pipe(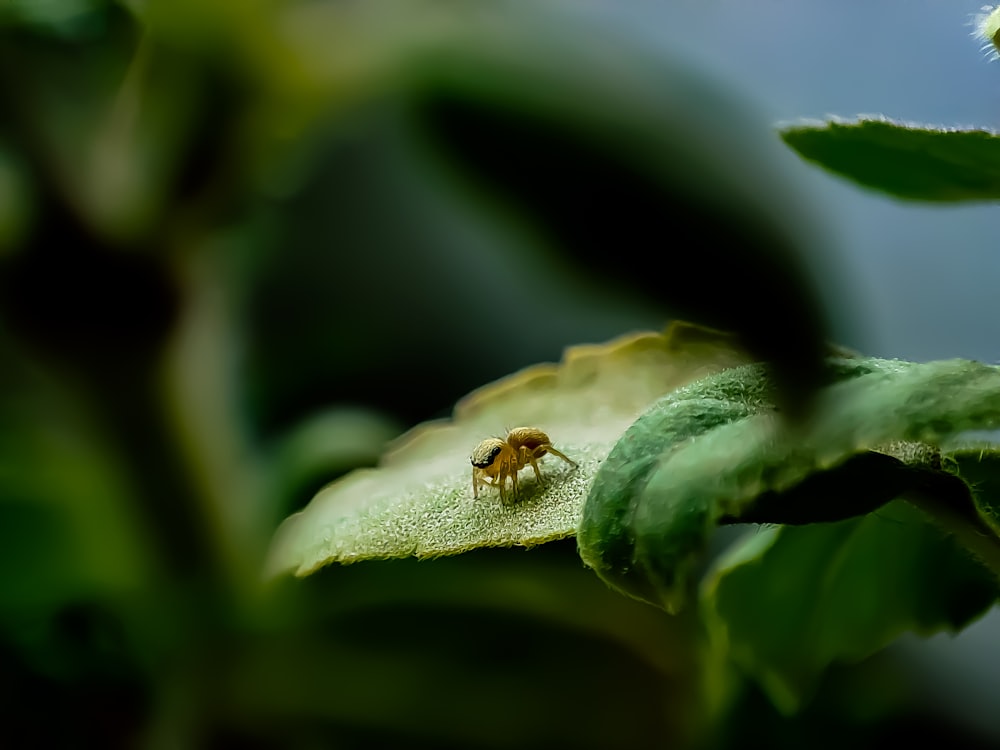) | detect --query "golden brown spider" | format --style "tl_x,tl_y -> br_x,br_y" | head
470,426 -> 577,502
